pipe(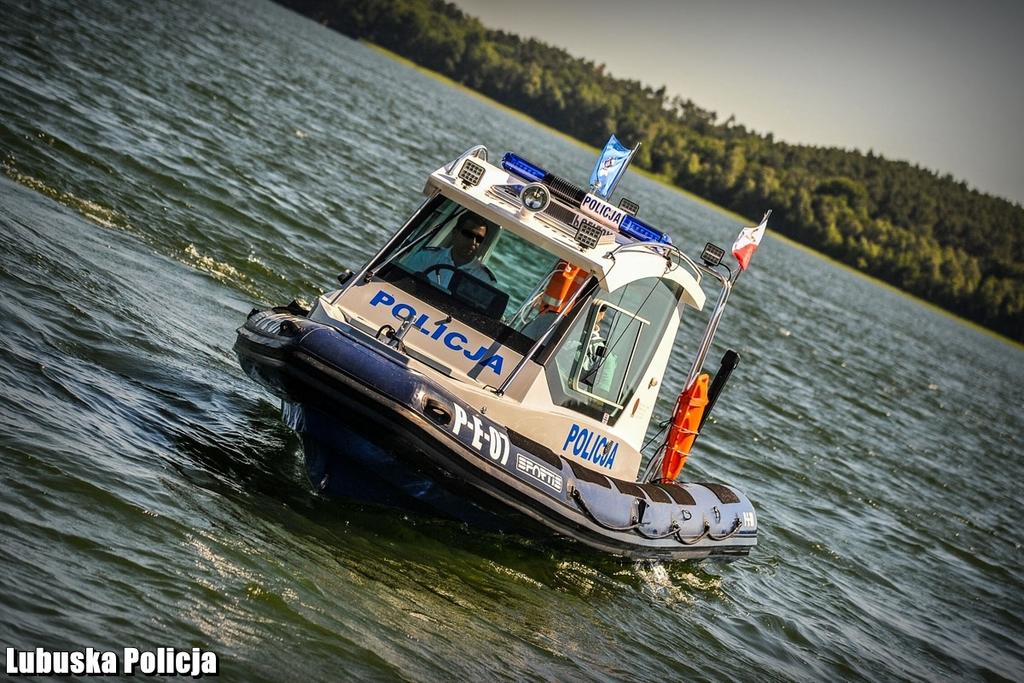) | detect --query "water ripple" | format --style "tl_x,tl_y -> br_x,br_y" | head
1,0 -> 1022,680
